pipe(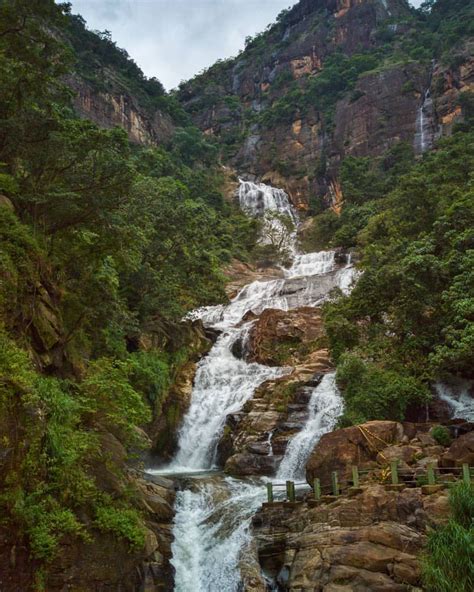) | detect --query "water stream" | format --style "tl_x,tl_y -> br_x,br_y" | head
414,65 -> 438,155
434,380 -> 474,422
276,373 -> 343,481
148,181 -> 356,591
